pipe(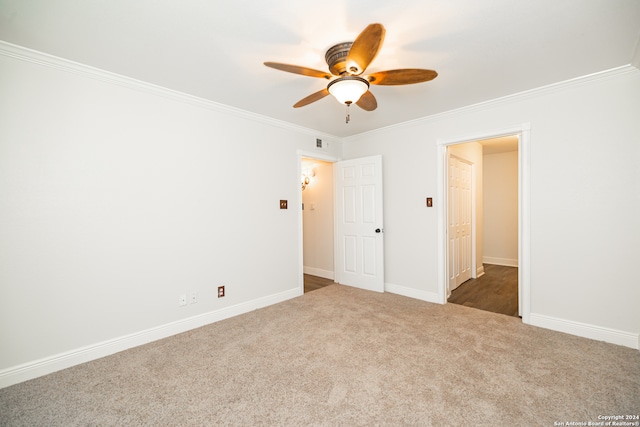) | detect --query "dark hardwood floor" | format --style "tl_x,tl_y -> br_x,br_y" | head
304,274 -> 334,293
448,264 -> 519,317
